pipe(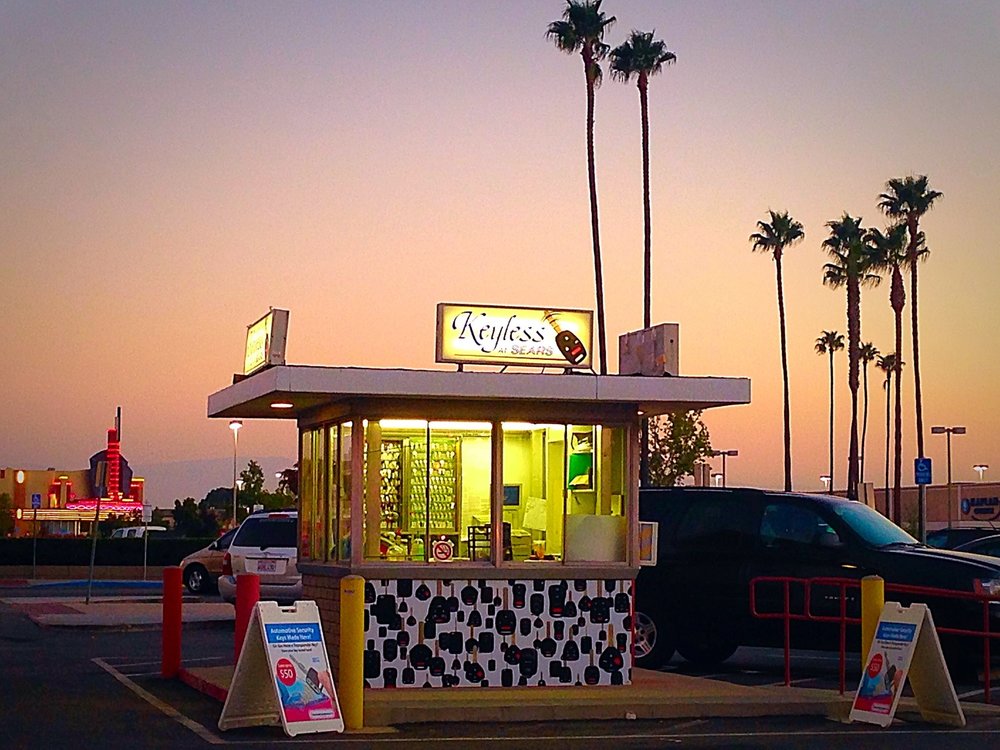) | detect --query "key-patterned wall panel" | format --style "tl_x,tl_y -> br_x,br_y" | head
363,578 -> 632,688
